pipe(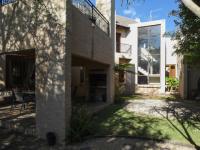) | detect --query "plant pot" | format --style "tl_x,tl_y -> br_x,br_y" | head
46,132 -> 56,146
